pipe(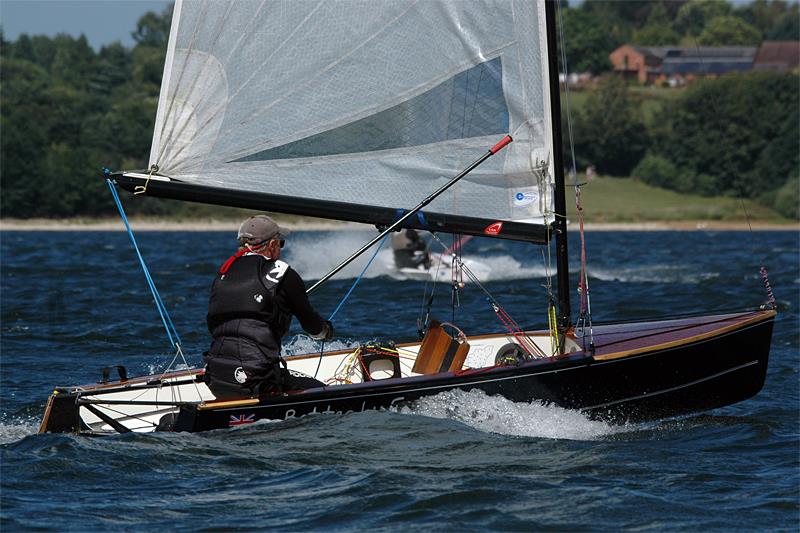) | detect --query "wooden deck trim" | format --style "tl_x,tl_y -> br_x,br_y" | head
197,398 -> 259,411
592,310 -> 776,361
37,393 -> 57,434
